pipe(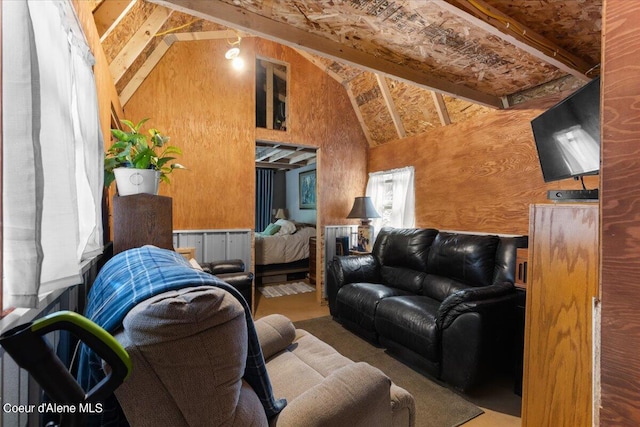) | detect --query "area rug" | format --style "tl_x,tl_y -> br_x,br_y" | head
293,316 -> 484,427
258,281 -> 315,298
